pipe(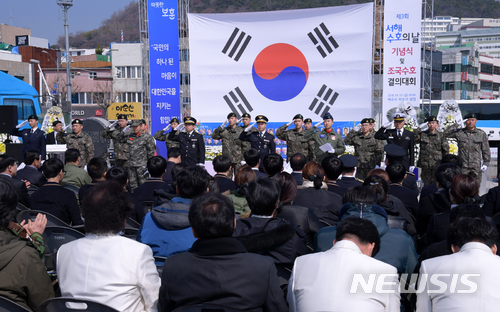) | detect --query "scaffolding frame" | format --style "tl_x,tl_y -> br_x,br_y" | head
421,0 -> 434,114
372,0 -> 383,125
